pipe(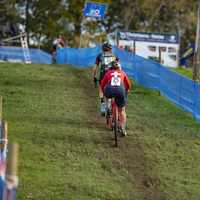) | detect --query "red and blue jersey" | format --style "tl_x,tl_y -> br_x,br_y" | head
101,69 -> 131,91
